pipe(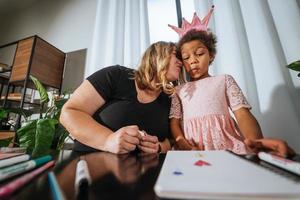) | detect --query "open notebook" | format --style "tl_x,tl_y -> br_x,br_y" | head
154,151 -> 300,200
